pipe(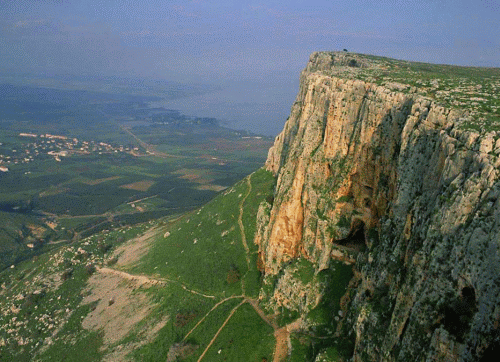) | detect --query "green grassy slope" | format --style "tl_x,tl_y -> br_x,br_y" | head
131,168 -> 277,360
0,165 -> 356,361
0,168 -> 277,361
323,51 -> 500,132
